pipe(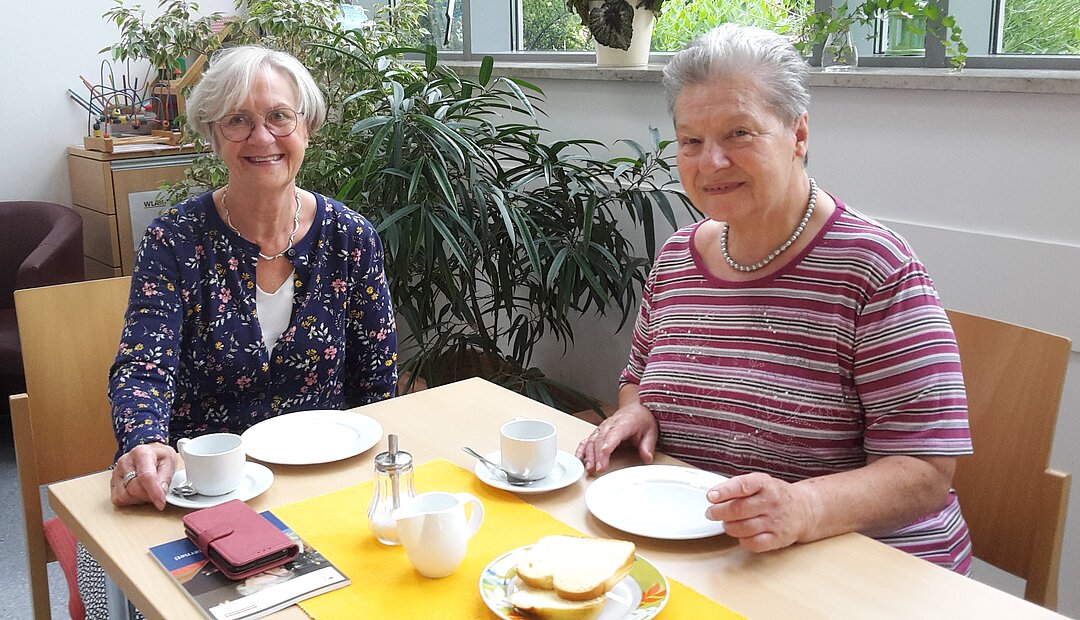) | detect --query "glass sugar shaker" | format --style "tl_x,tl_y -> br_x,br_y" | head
367,434 -> 415,545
